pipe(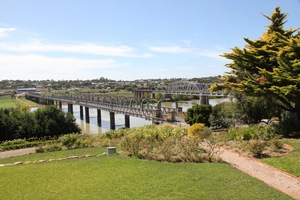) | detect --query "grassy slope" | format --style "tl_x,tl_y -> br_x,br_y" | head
17,96 -> 39,107
0,95 -> 39,108
0,148 -> 291,200
262,139 -> 300,177
0,96 -> 18,108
